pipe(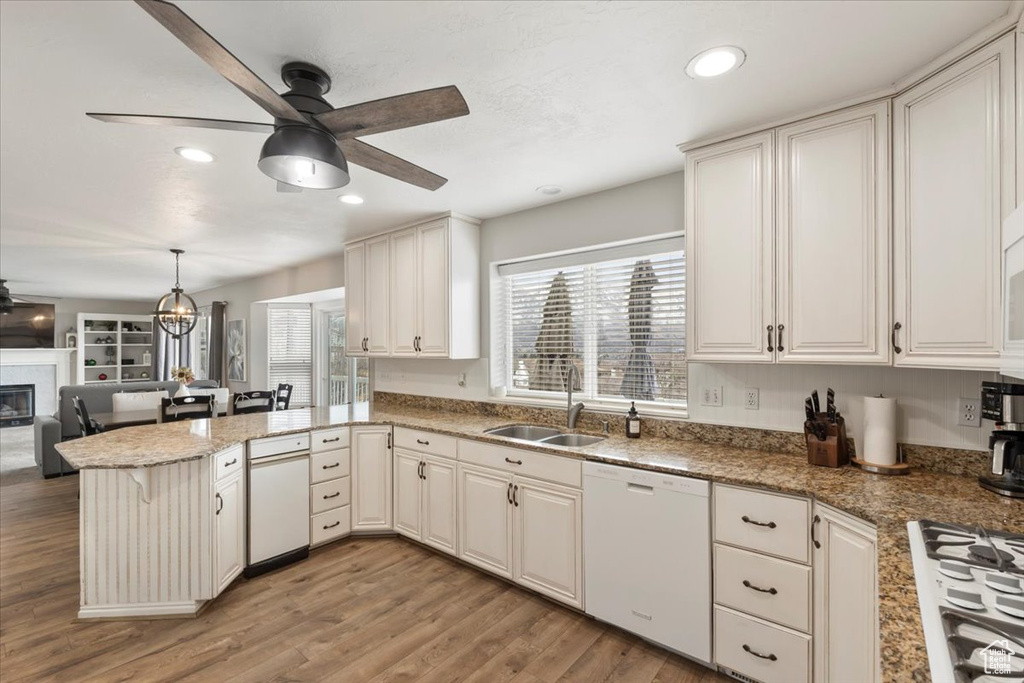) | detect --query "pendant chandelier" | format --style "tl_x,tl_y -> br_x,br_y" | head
153,249 -> 197,338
